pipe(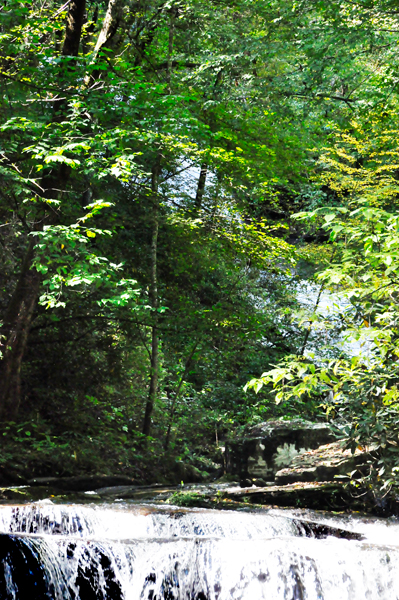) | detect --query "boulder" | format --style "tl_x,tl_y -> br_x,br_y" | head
226,420 -> 335,481
274,442 -> 371,485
